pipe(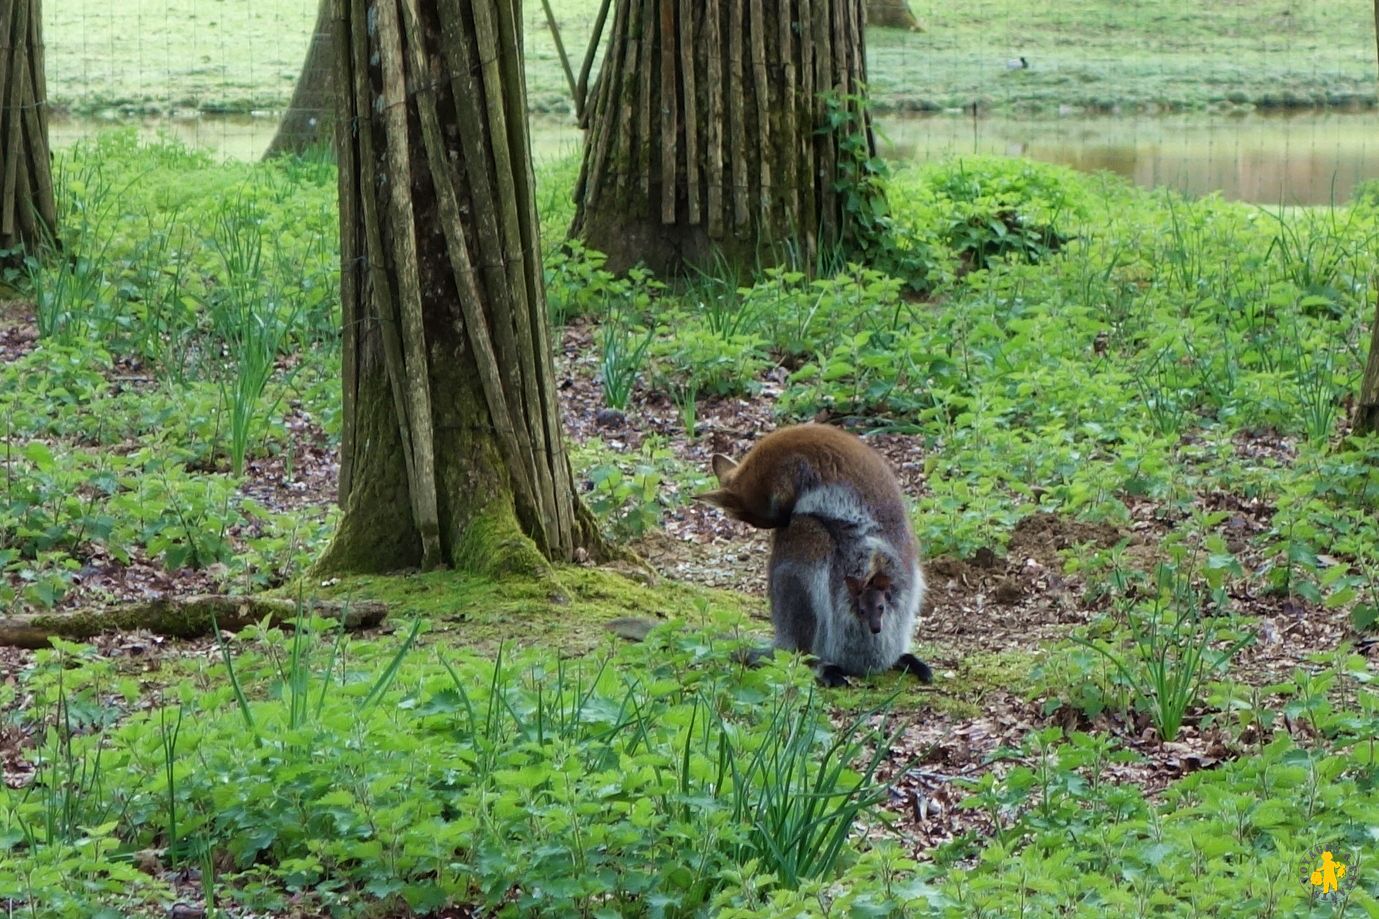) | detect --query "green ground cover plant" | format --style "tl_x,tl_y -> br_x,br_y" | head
1,618 -> 925,916
1,132 -> 338,609
4,612 -> 1378,915
5,128 -> 1379,914
7,137 -> 1379,654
